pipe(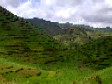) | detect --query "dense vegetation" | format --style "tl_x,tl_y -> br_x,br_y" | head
0,6 -> 112,84
75,36 -> 112,69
